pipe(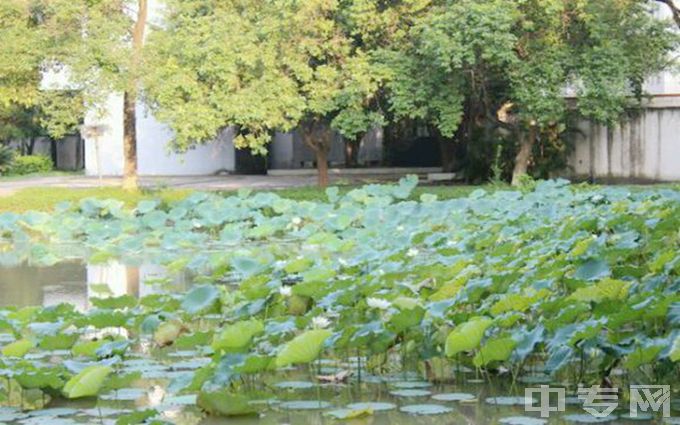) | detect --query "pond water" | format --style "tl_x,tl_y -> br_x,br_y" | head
0,261 -> 191,310
0,262 -> 668,425
1,182 -> 679,425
